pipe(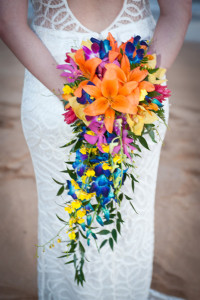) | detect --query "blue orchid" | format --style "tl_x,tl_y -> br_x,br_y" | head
77,81 -> 95,104
94,163 -> 111,178
90,174 -> 112,197
90,38 -> 111,59
67,180 -> 77,199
